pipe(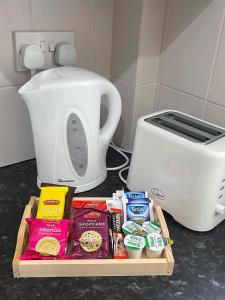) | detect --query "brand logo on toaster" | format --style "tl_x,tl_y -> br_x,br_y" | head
151,188 -> 165,200
128,206 -> 147,214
